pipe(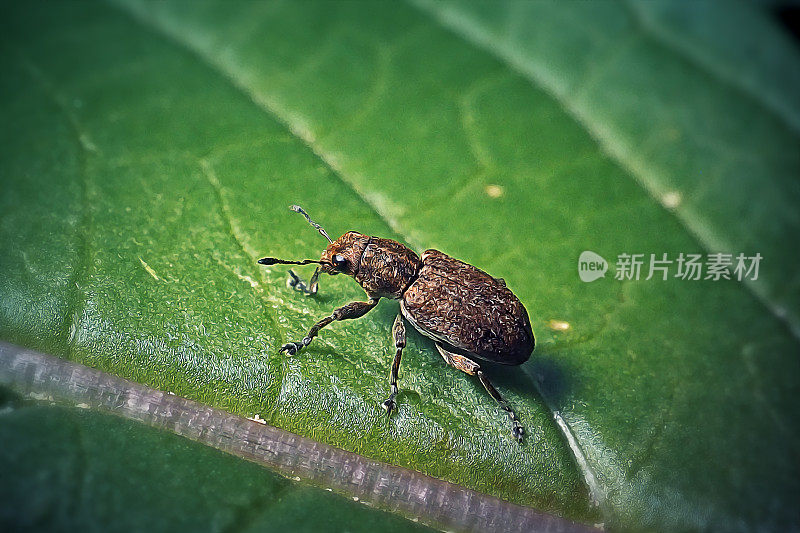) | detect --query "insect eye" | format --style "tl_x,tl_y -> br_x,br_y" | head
332,254 -> 349,270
